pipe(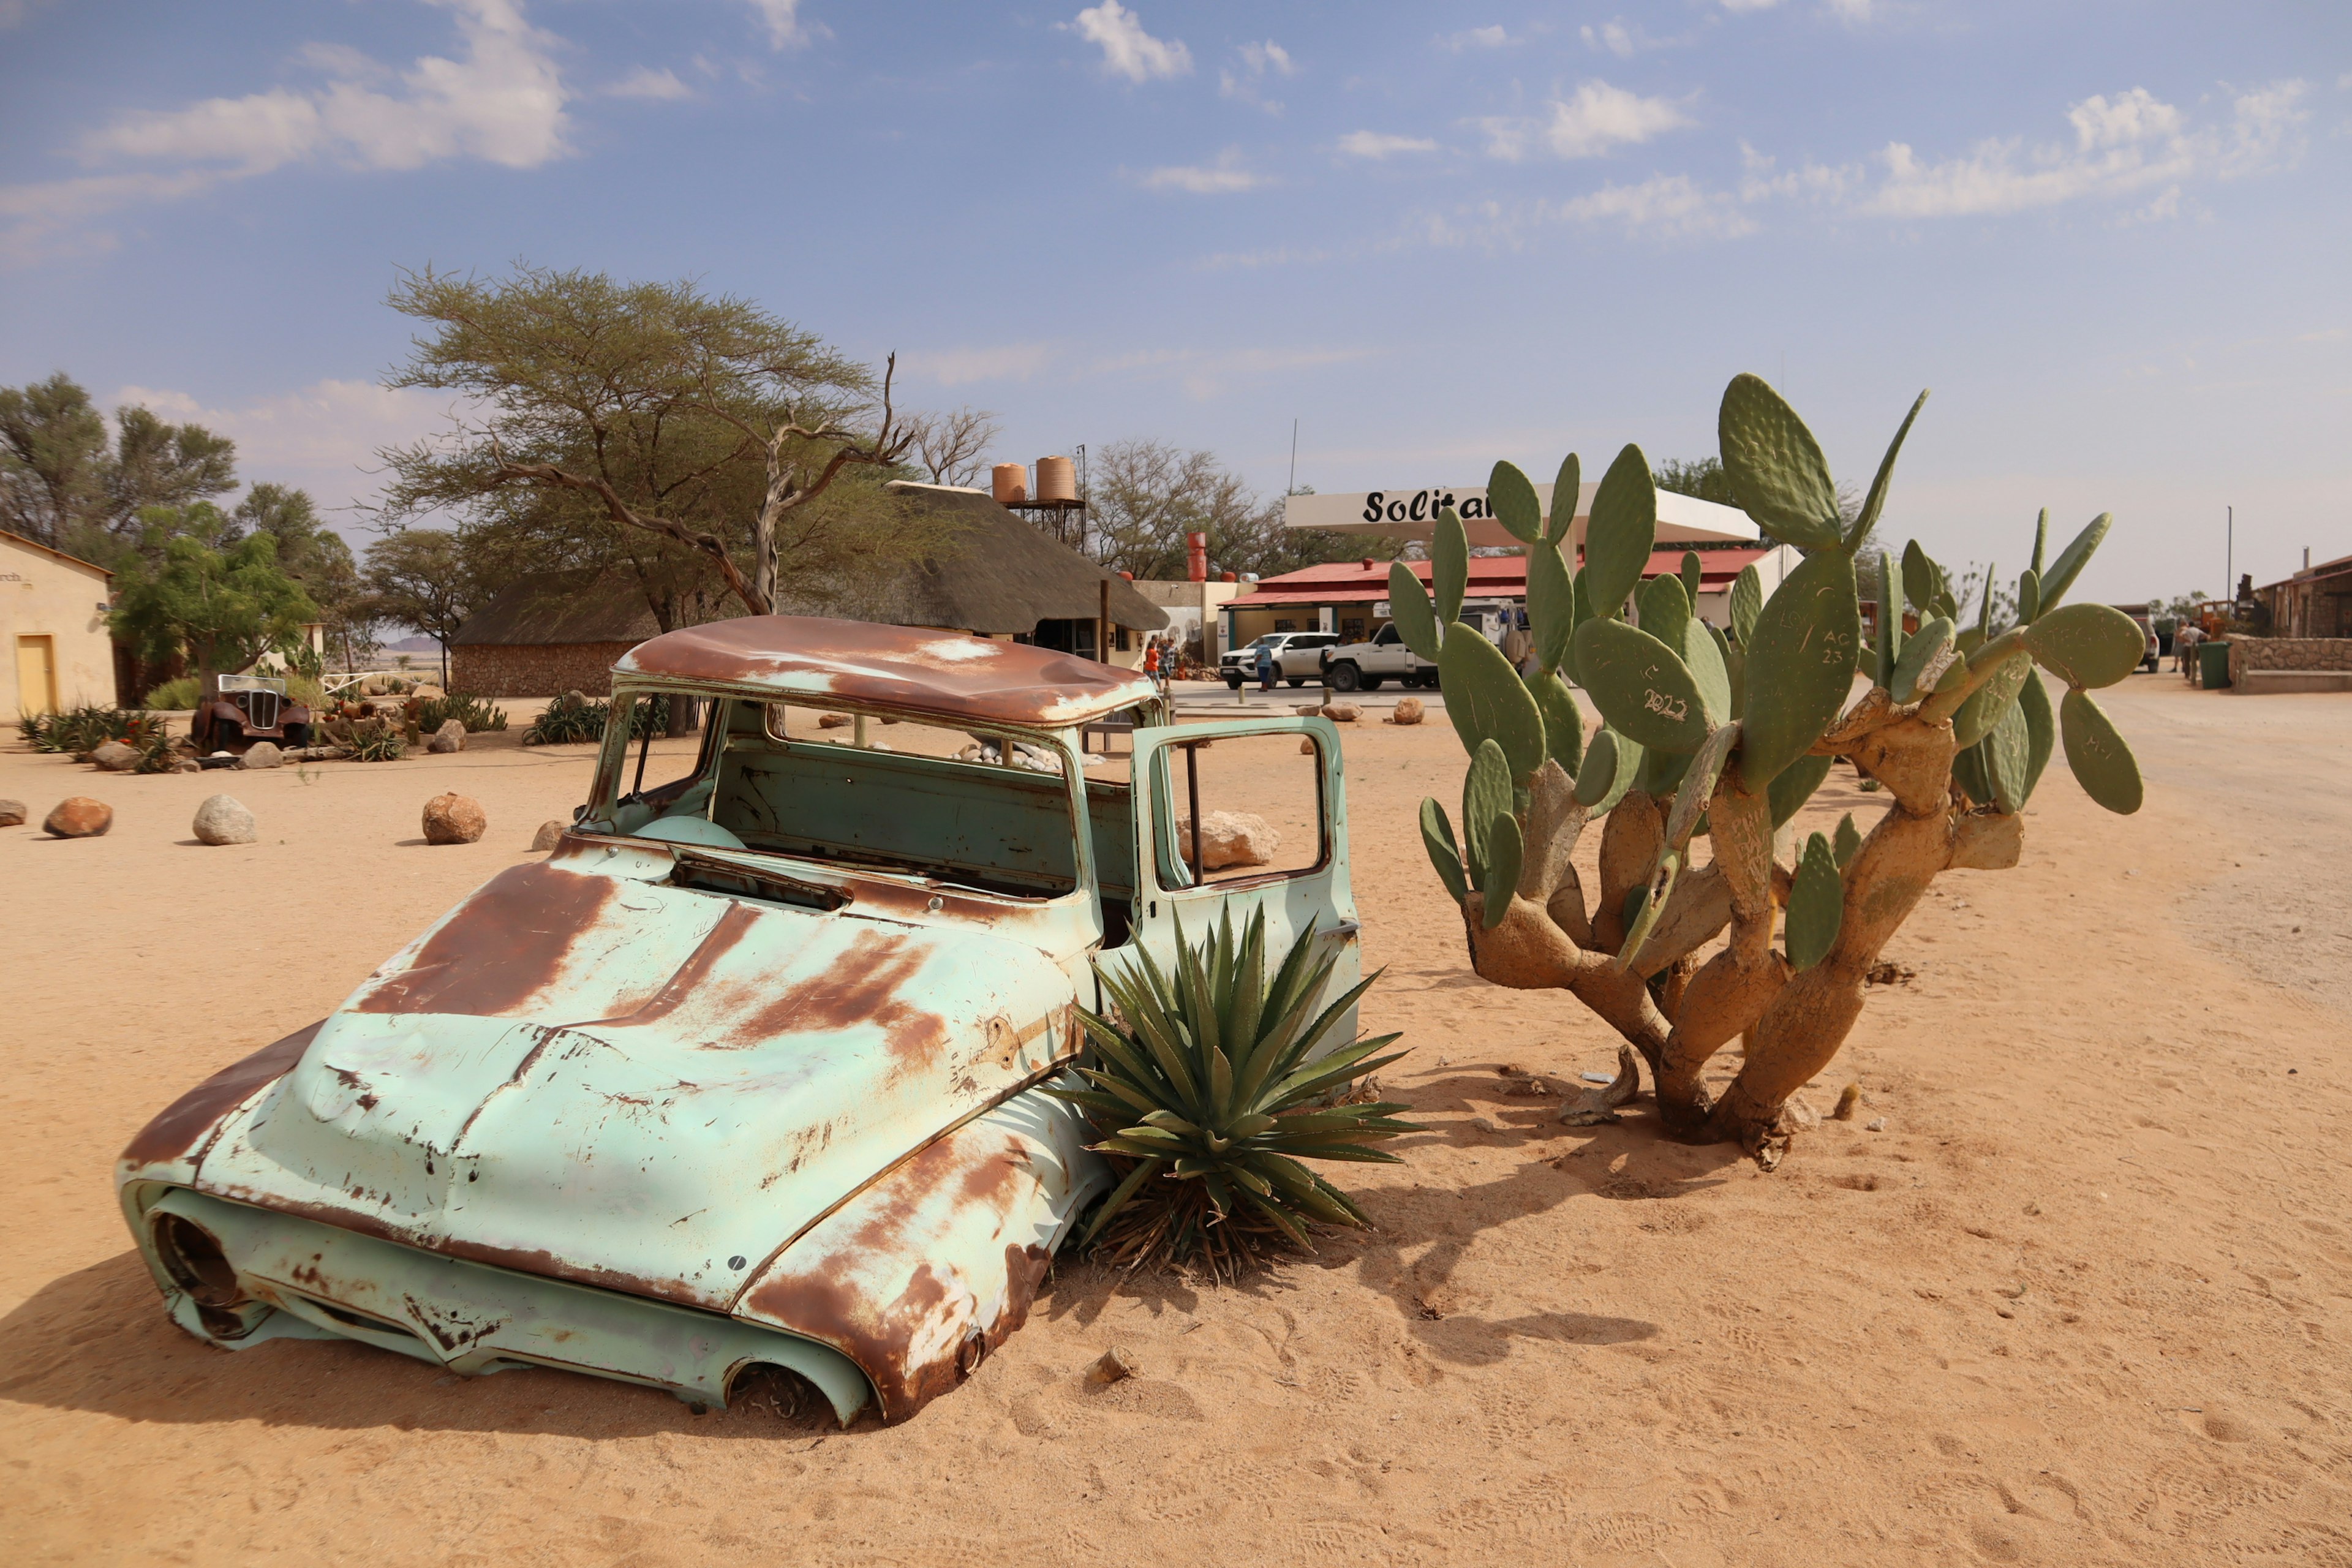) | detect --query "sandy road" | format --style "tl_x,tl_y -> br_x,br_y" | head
1,674 -> 2347,1567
